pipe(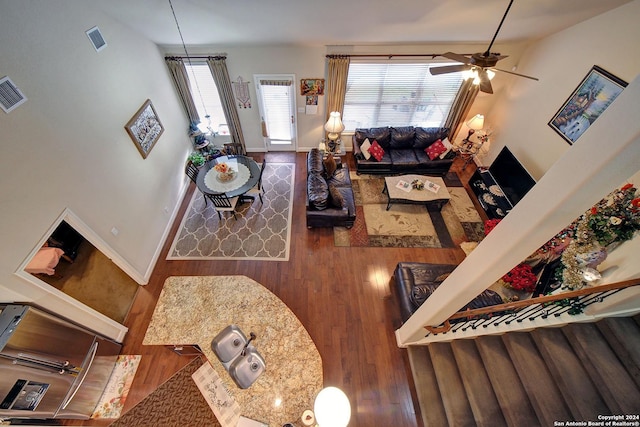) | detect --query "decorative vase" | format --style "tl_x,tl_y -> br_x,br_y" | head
217,170 -> 235,182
